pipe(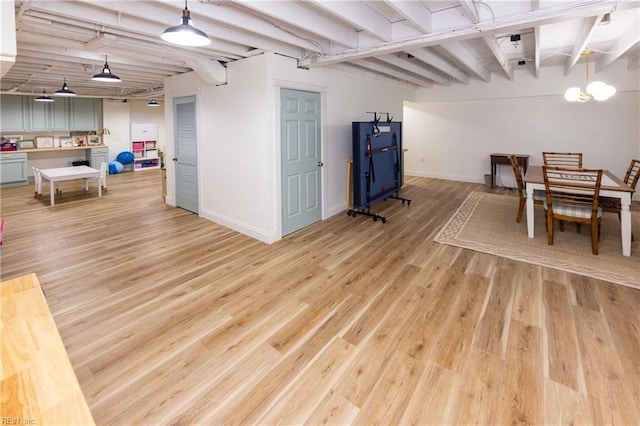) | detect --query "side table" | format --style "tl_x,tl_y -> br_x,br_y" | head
490,153 -> 529,188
